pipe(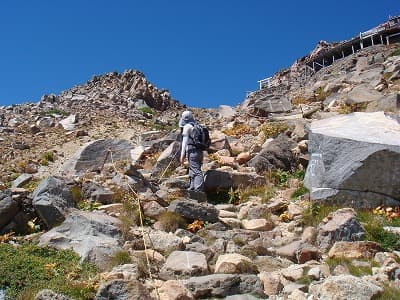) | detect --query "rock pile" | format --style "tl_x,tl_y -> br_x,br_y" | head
1,42 -> 400,299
